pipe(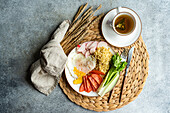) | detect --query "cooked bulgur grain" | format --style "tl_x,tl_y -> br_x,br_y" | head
94,47 -> 113,74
